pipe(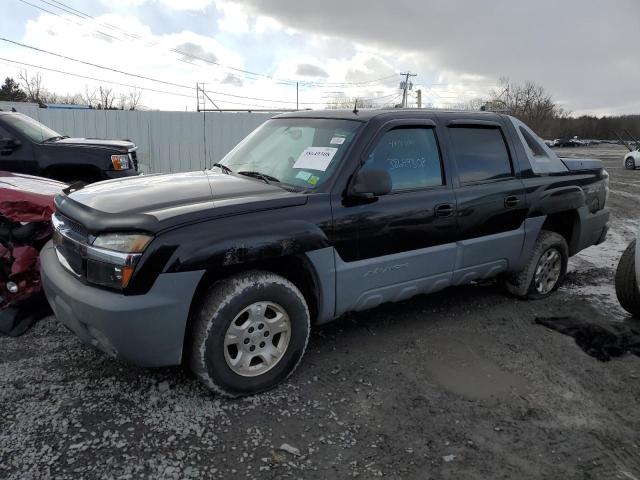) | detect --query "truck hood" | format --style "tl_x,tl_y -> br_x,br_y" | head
47,137 -> 135,152
56,170 -> 306,233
